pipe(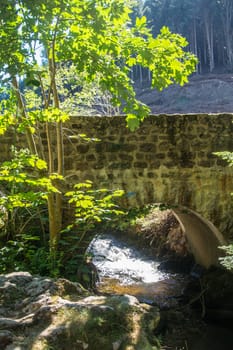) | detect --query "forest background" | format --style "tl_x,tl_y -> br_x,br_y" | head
134,0 -> 233,114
